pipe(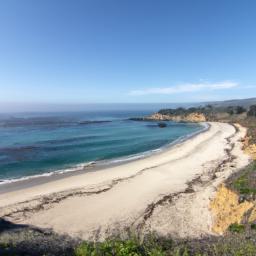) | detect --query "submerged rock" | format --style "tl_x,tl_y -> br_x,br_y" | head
78,120 -> 112,125
157,122 -> 167,128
